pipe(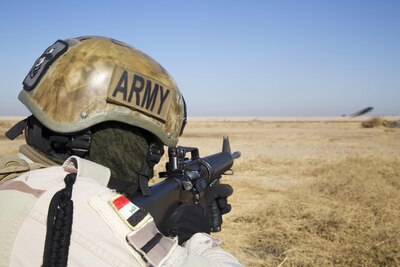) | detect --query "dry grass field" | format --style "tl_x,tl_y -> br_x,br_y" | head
1,116 -> 400,266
